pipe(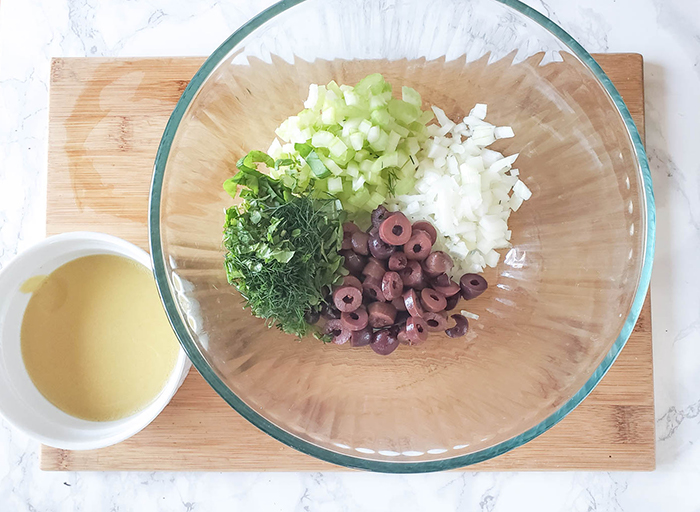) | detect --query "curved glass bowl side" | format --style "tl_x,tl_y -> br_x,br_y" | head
149,0 -> 655,472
